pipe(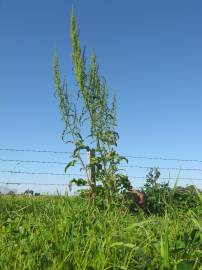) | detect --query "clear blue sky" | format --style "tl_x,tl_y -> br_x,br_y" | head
0,0 -> 202,193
